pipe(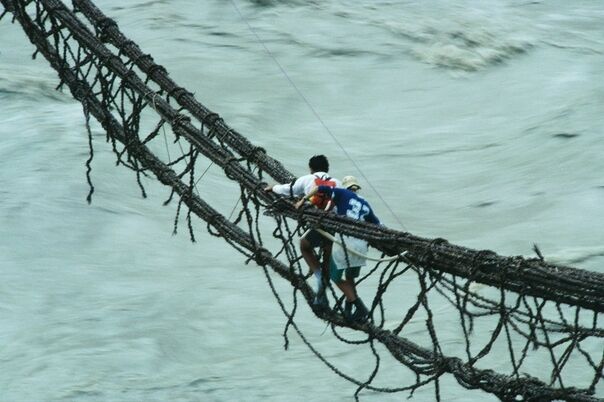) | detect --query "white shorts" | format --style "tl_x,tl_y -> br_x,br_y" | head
332,235 -> 368,269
